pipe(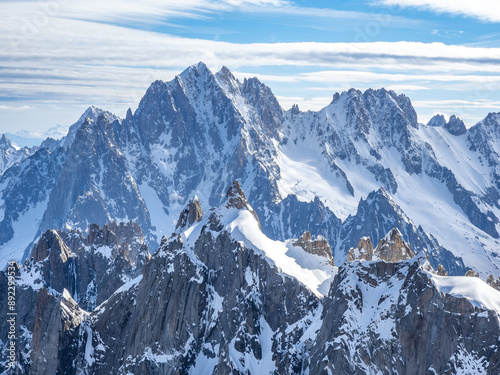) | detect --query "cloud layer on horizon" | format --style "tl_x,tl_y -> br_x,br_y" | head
0,0 -> 499,132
